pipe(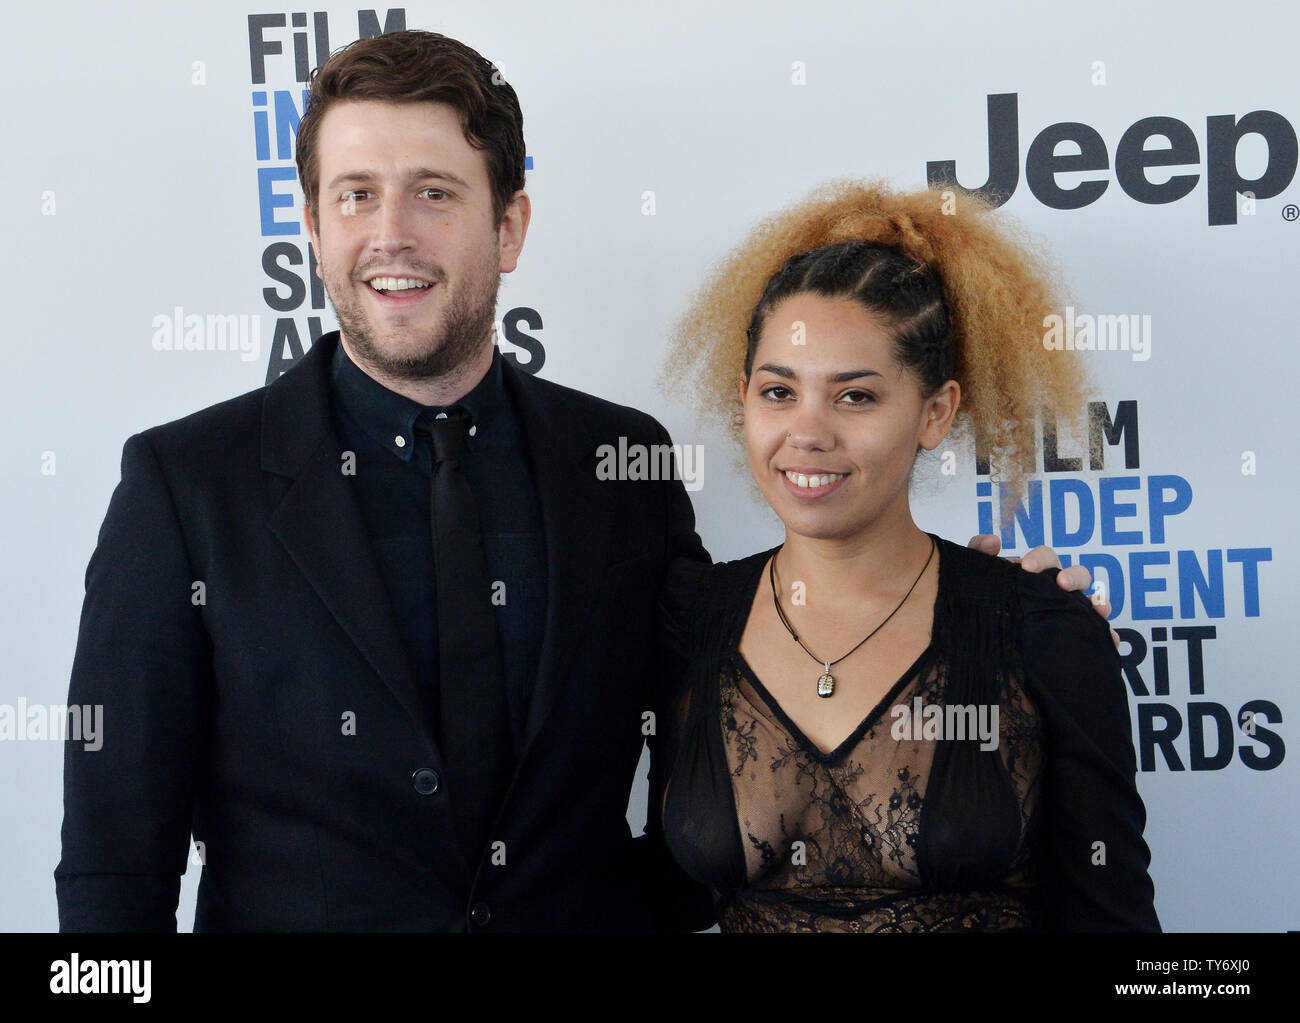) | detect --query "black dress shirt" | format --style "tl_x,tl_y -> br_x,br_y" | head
329,340 -> 547,754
